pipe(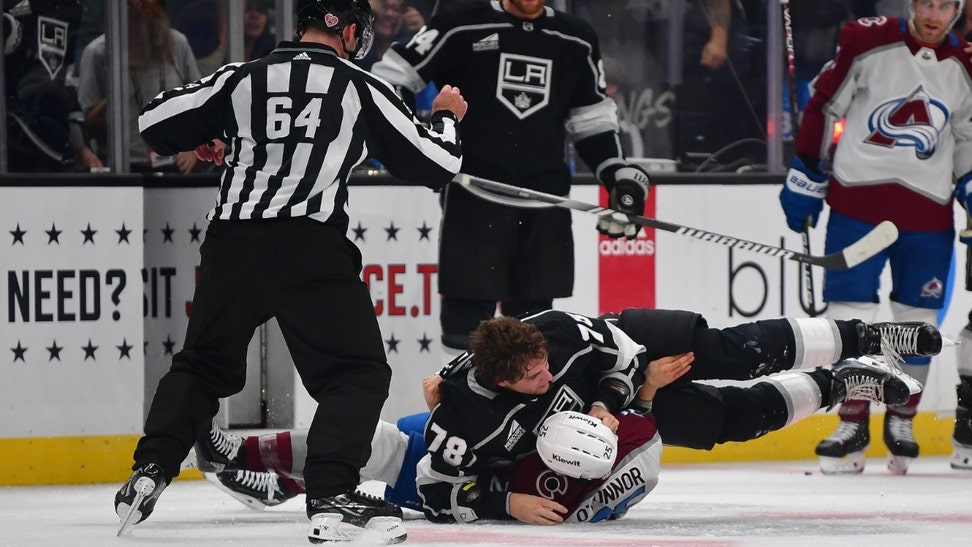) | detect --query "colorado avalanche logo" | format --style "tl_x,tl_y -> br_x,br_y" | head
864,85 -> 948,160
535,469 -> 569,500
920,277 -> 944,299
324,13 -> 339,28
